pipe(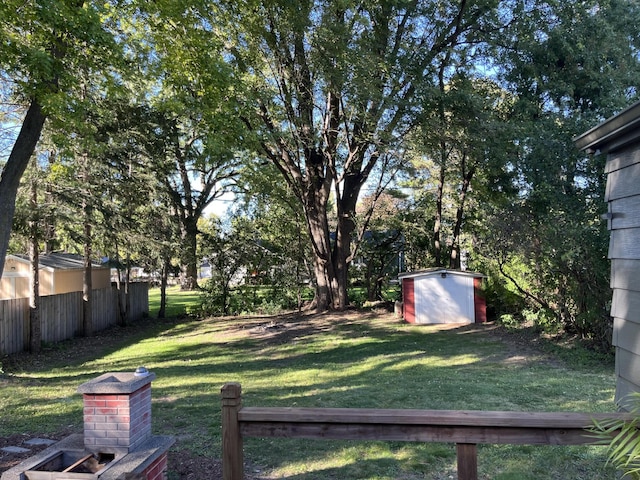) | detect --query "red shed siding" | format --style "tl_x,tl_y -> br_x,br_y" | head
403,278 -> 415,323
473,277 -> 487,323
